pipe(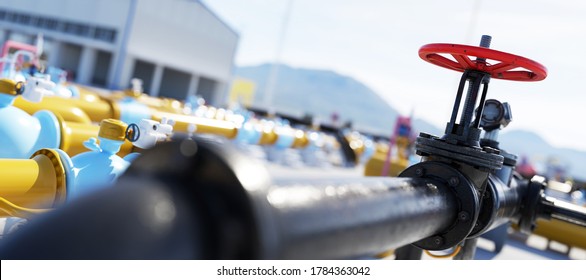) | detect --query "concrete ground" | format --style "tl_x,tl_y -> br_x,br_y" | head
473,233 -> 586,260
